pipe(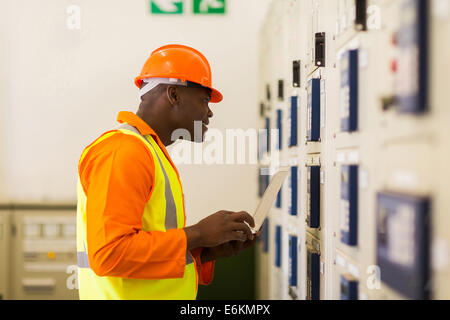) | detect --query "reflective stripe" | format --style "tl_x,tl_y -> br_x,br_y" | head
78,250 -> 192,270
77,251 -> 90,269
143,135 -> 178,230
117,123 -> 193,266
116,123 -> 178,229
